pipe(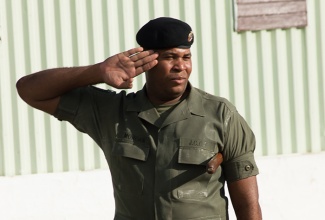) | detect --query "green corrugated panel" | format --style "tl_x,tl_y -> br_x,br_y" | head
0,0 -> 324,176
